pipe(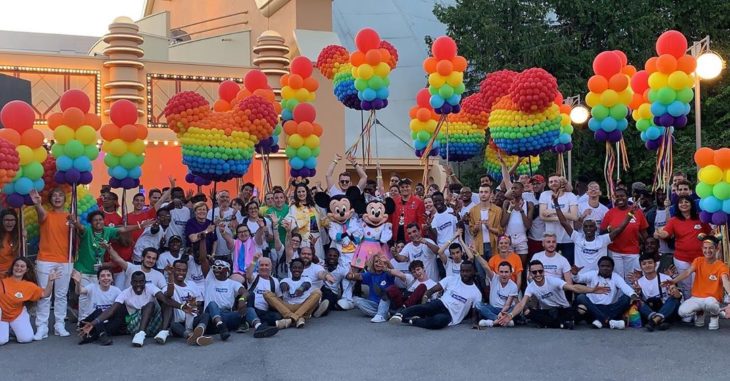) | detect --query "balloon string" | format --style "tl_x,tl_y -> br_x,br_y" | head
555,153 -> 565,178
67,185 -> 78,263
604,142 -> 616,199
653,128 -> 674,192
421,114 -> 448,185
345,110 -> 376,159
